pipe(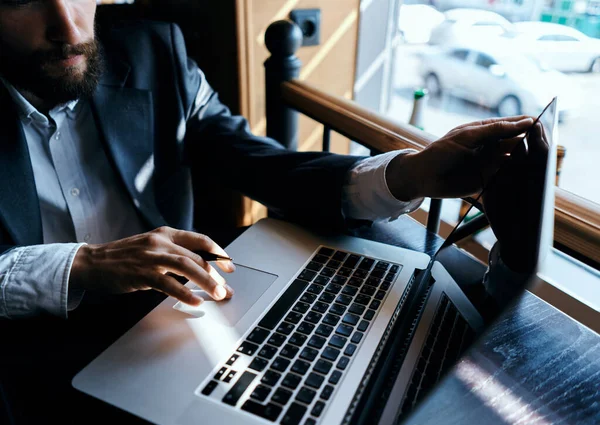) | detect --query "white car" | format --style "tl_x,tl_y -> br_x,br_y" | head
503,22 -> 600,73
428,8 -> 512,46
419,44 -> 579,119
398,4 -> 445,44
